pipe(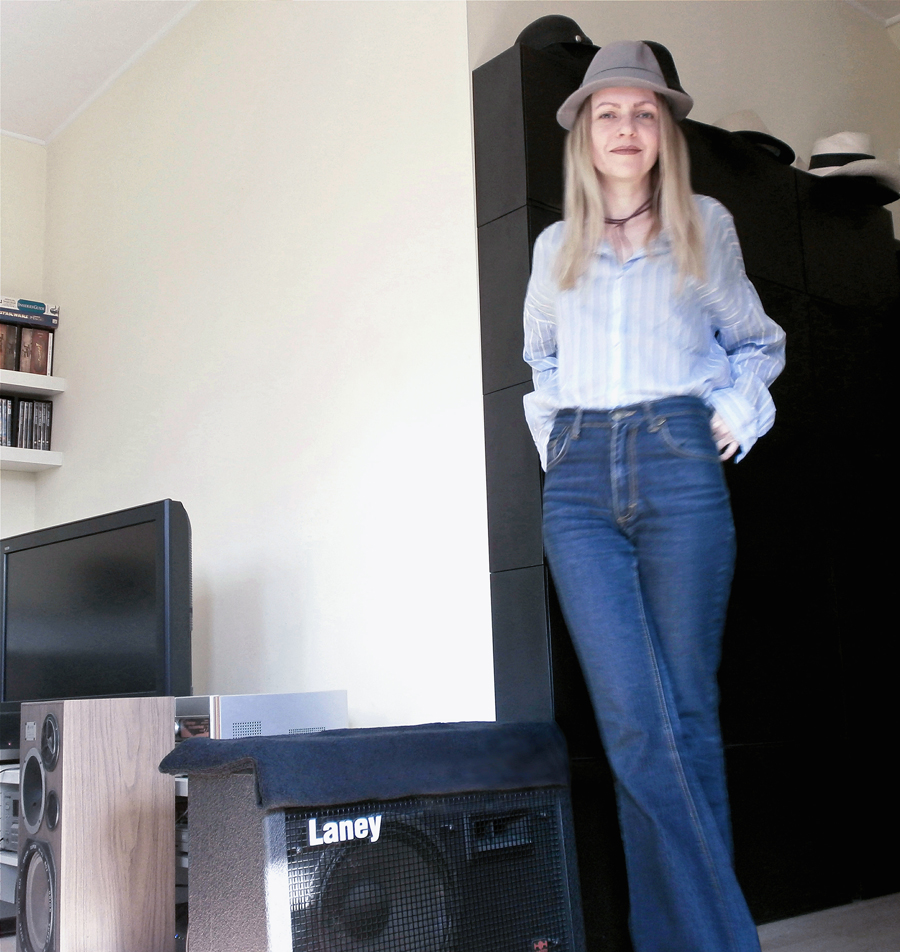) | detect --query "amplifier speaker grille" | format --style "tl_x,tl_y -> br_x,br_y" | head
282,789 -> 575,952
